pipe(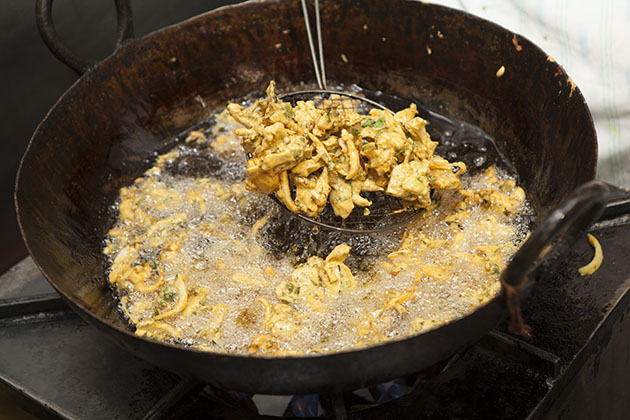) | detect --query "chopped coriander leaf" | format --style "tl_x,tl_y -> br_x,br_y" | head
162,287 -> 176,302
284,104 -> 294,119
